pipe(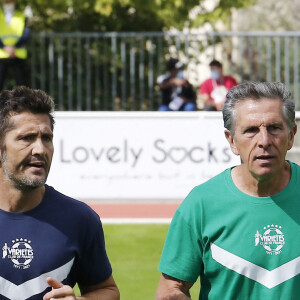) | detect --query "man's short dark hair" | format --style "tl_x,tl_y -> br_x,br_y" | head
0,86 -> 55,144
166,58 -> 183,71
209,60 -> 222,68
223,81 -> 295,135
